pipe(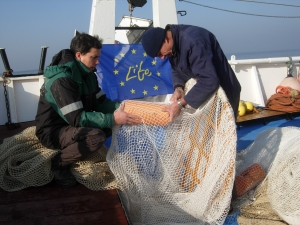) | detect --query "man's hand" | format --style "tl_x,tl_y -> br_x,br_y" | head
113,103 -> 142,125
170,87 -> 185,102
162,98 -> 186,122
